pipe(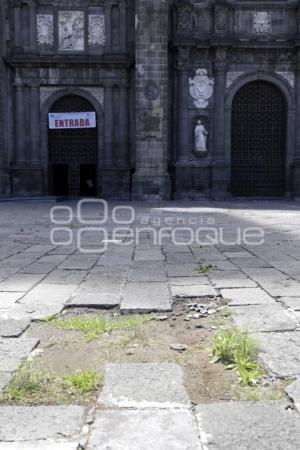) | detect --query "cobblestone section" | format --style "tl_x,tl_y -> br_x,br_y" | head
0,200 -> 299,447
